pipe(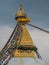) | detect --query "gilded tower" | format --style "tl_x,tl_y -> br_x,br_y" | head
13,5 -> 37,58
